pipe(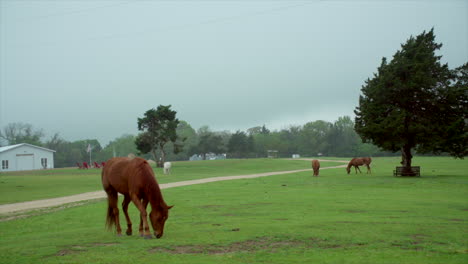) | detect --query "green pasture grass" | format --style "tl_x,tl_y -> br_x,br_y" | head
0,168 -> 100,204
0,158 -> 341,204
0,157 -> 466,264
